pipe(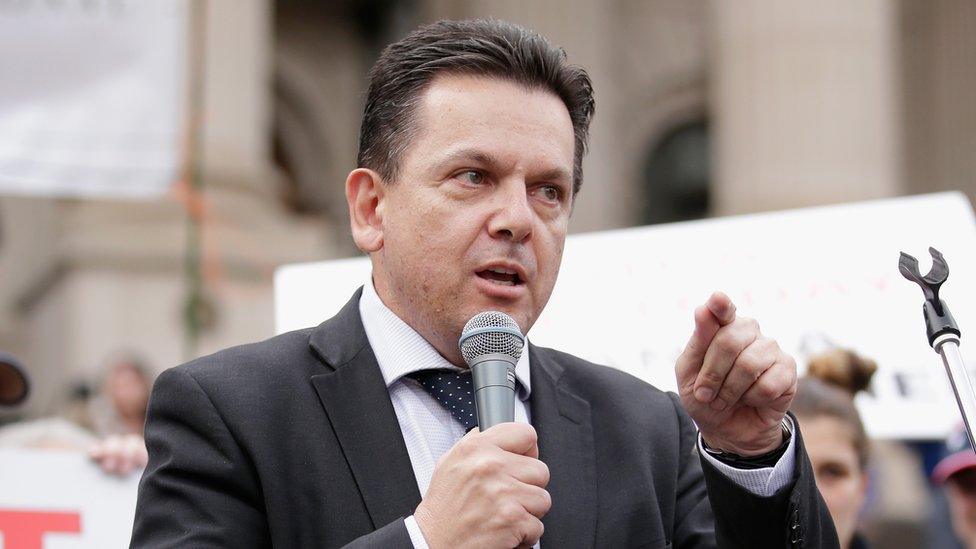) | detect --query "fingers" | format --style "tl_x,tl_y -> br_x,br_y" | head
506,452 -> 550,487
466,432 -> 548,487
460,425 -> 546,487
518,515 -> 545,547
472,425 -> 550,514
474,455 -> 549,536
518,484 -> 553,518
705,291 -> 737,326
501,497 -> 545,545
479,422 -> 539,458
693,316 -> 760,404
702,327 -> 767,411
675,293 -> 737,387
89,435 -> 123,474
504,502 -> 544,548
88,434 -> 148,476
675,306 -> 722,390
741,356 -> 797,417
